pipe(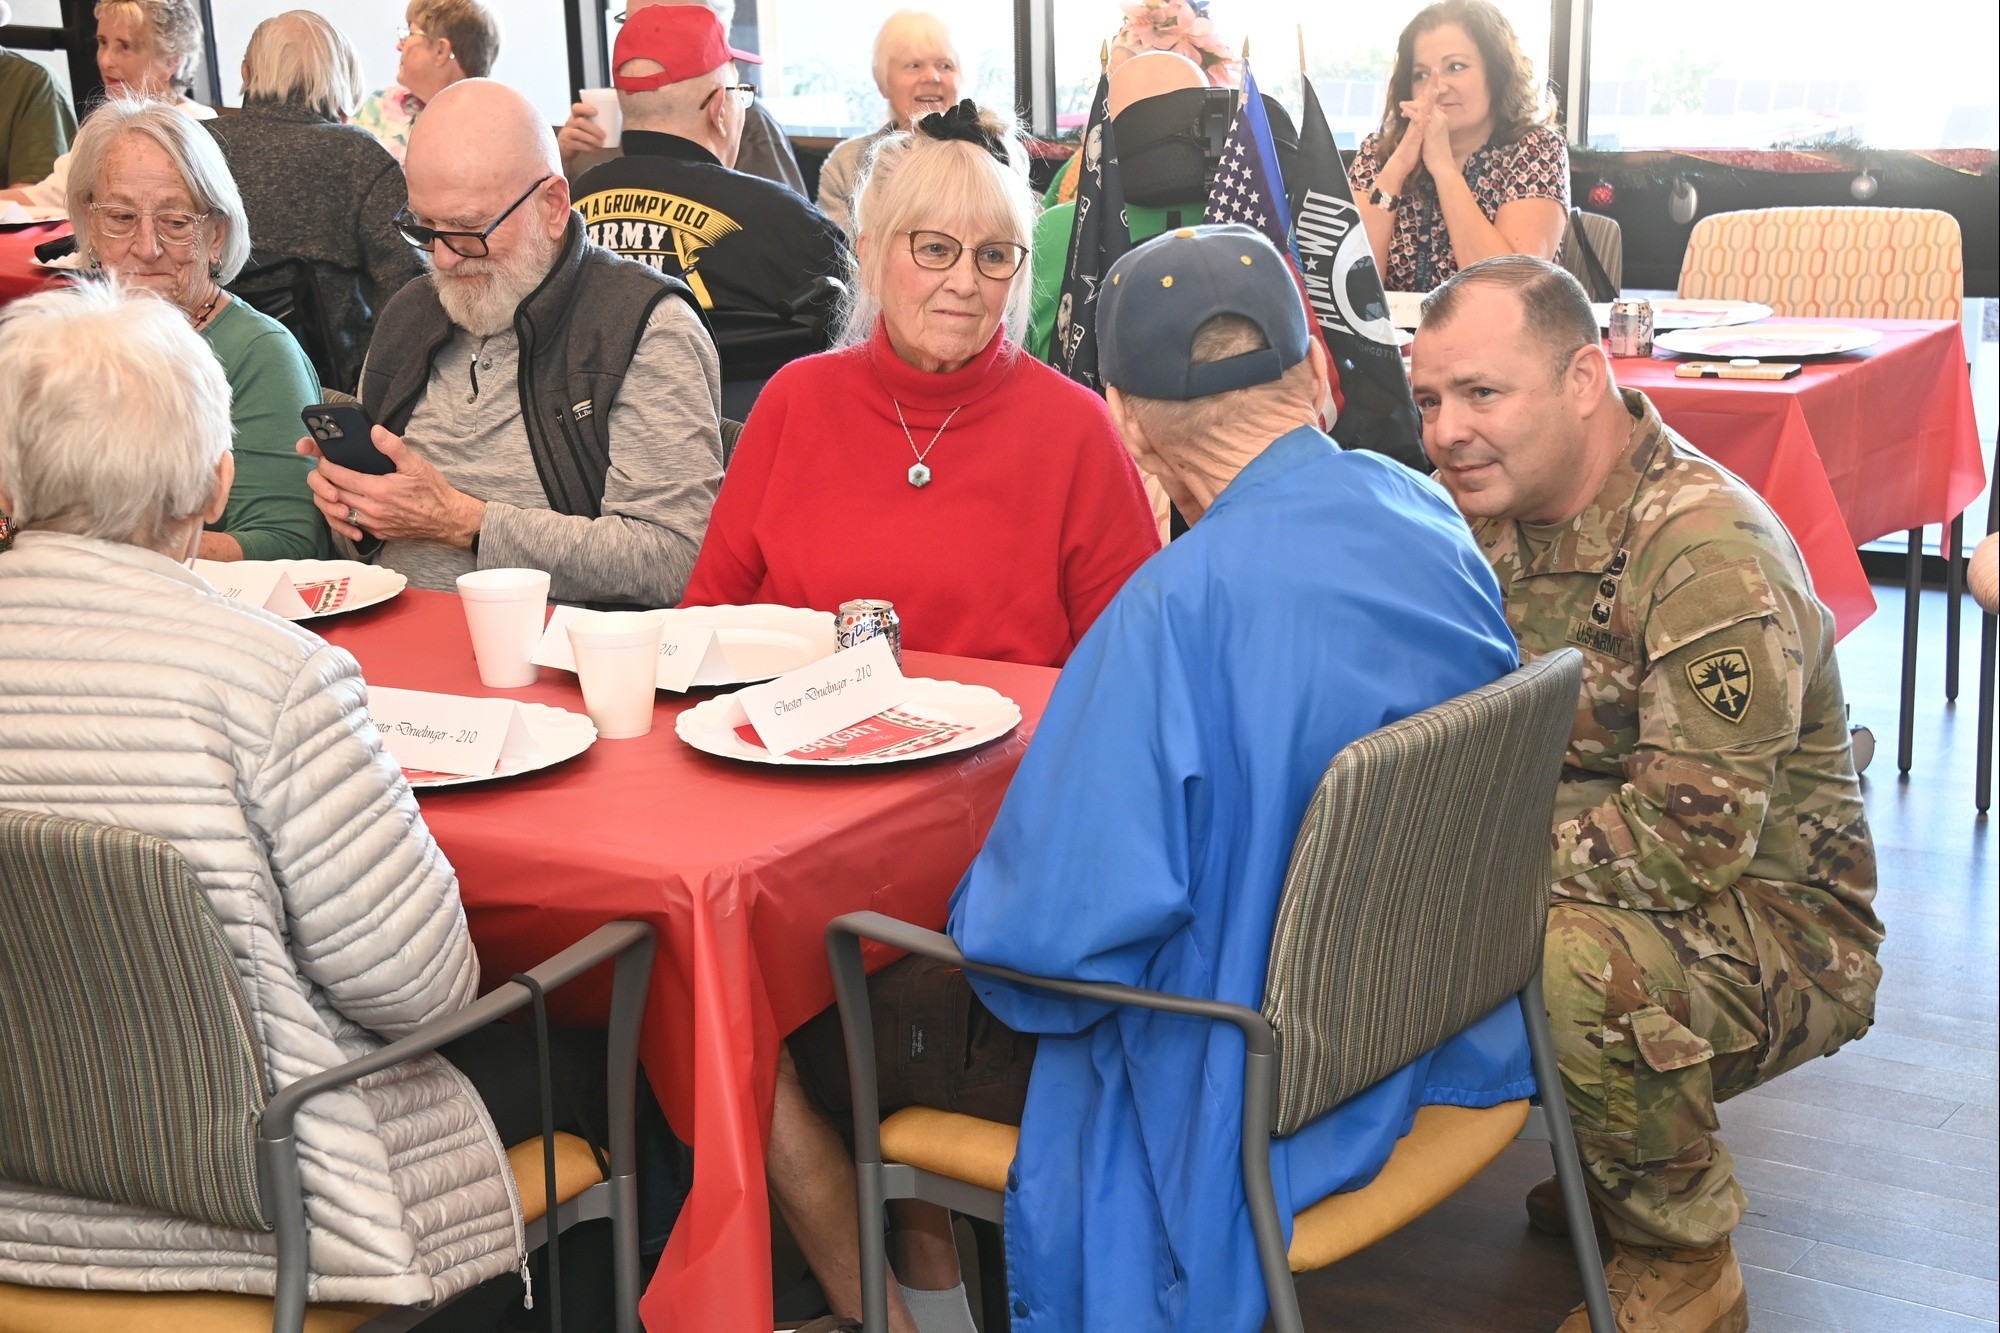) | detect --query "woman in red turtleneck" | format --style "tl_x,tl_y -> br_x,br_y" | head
681,101 -> 1158,669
